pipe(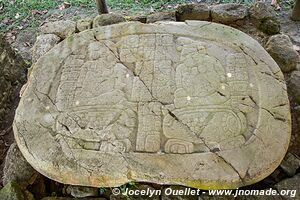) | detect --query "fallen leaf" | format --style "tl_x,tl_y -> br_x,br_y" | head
150,7 -> 154,13
63,2 -> 71,8
2,18 -> 10,24
59,4 -> 65,10
9,0 -> 15,5
31,9 -> 44,15
15,12 -> 20,19
24,42 -> 31,47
